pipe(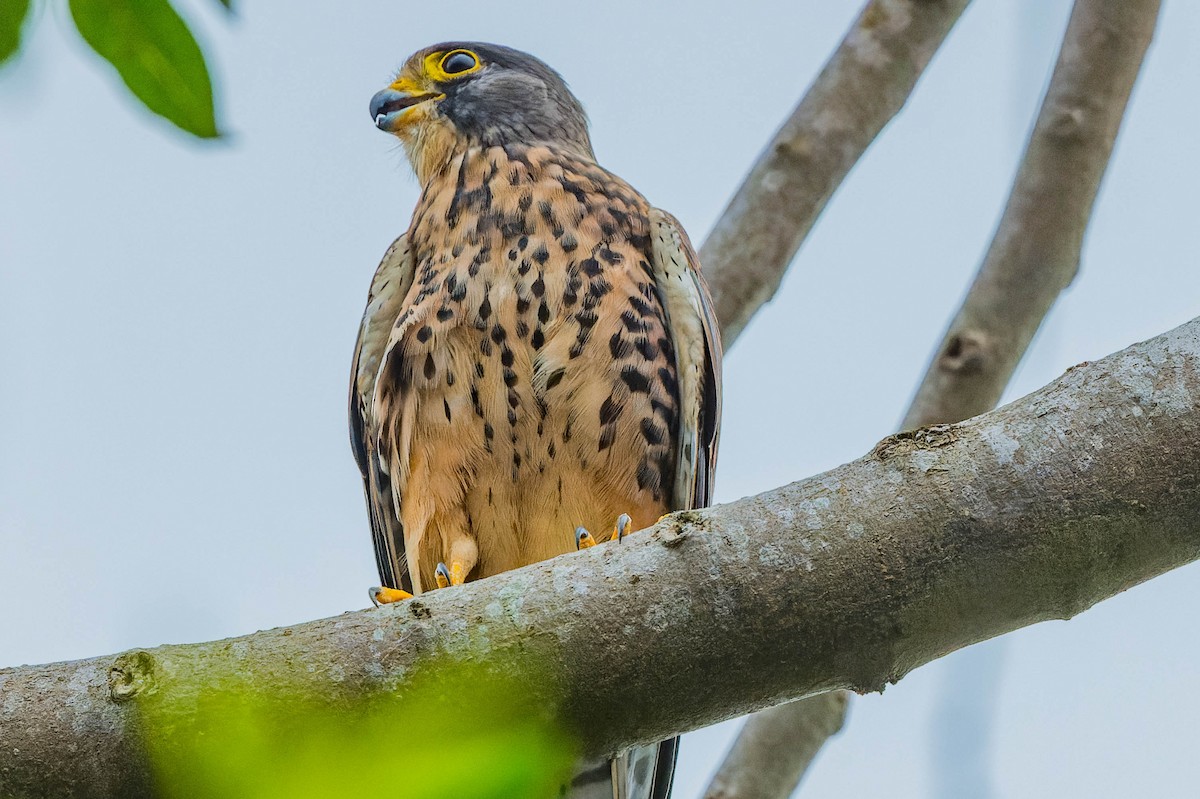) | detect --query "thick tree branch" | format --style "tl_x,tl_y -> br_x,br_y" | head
704,1 -> 1161,794
4,316 -> 1200,799
700,0 -> 972,347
